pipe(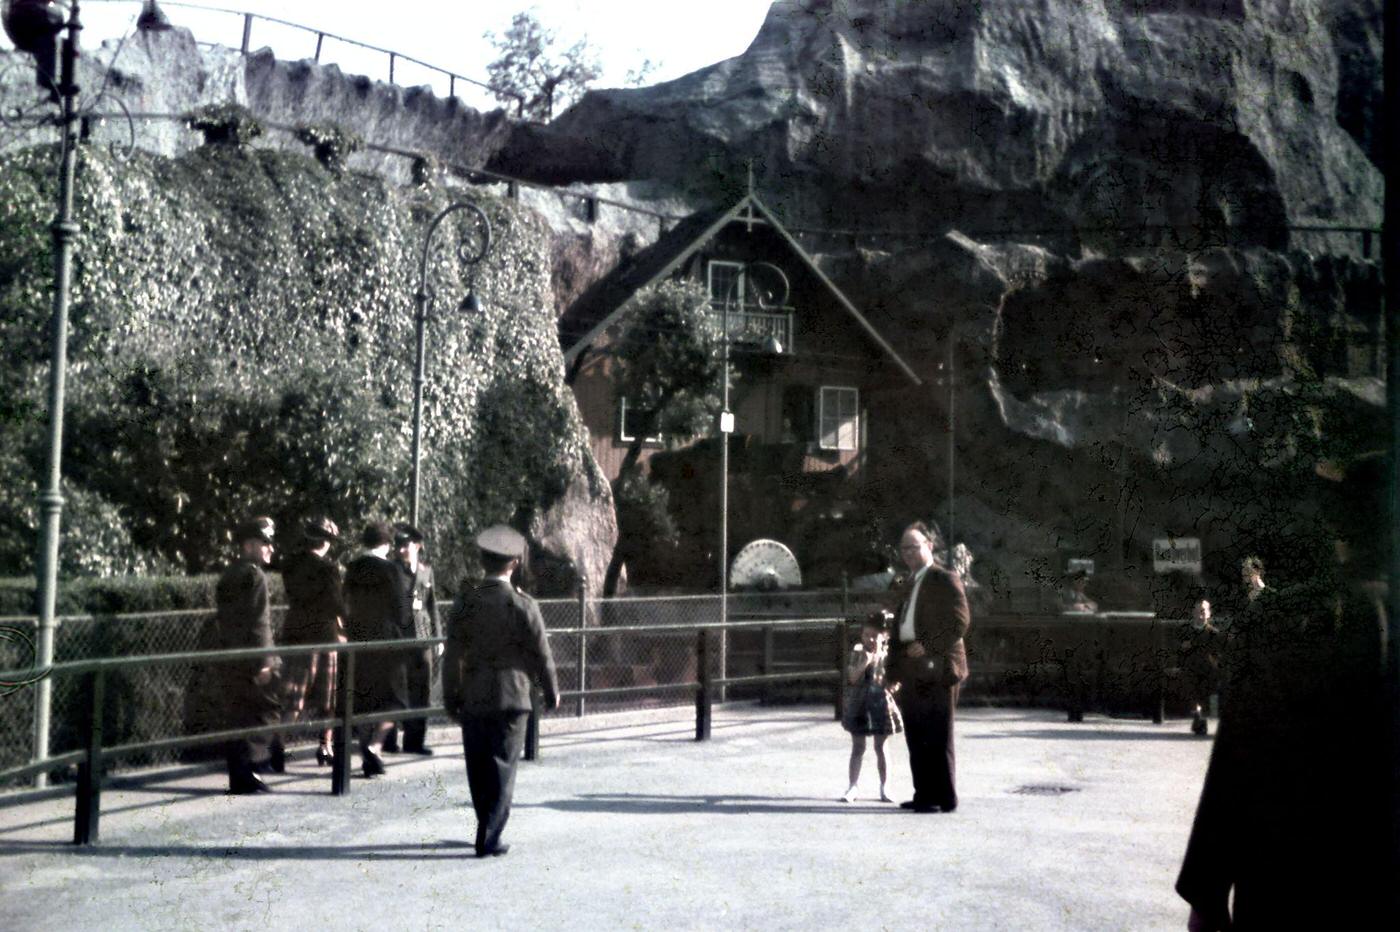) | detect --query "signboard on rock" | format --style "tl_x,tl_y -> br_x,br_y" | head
1152,537 -> 1202,574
